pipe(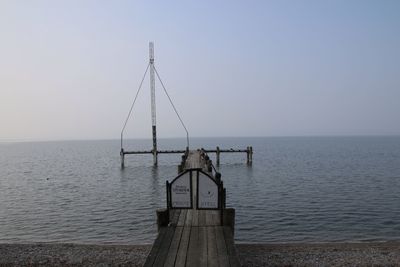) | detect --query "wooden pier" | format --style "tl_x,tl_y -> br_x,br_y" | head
144,150 -> 240,267
120,146 -> 253,167
120,43 -> 252,169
